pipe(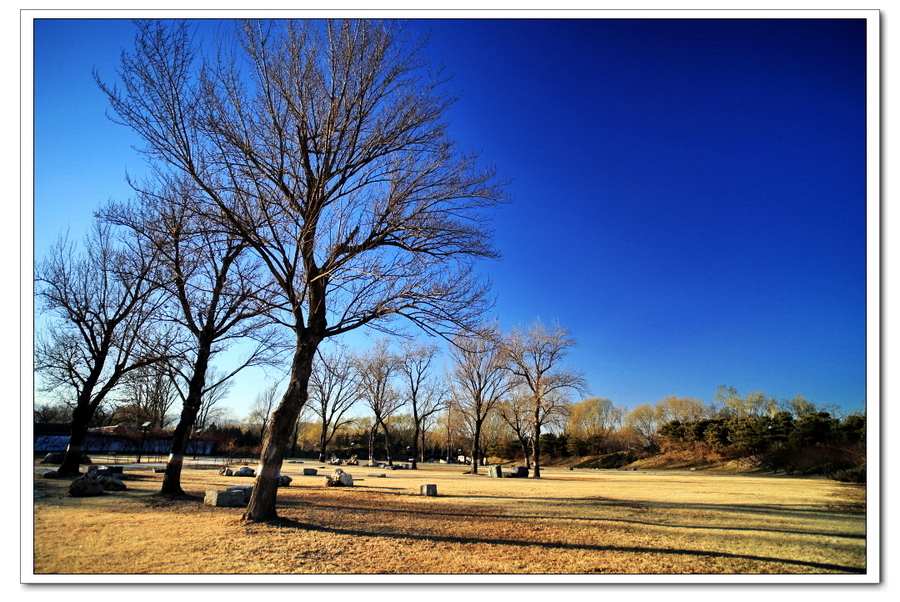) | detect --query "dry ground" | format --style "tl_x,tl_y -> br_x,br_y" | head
30,459 -> 867,578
